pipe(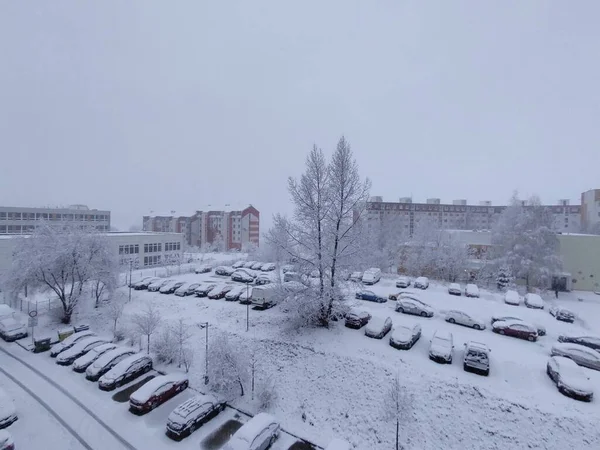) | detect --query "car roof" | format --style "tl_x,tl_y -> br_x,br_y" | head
496,319 -> 533,328
553,342 -> 600,356
130,373 -> 187,402
433,330 -> 452,340
234,413 -> 278,441
171,394 -> 219,419
465,341 -> 488,351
